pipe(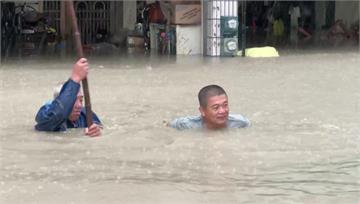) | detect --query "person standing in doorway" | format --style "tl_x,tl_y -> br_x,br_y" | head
289,3 -> 301,45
